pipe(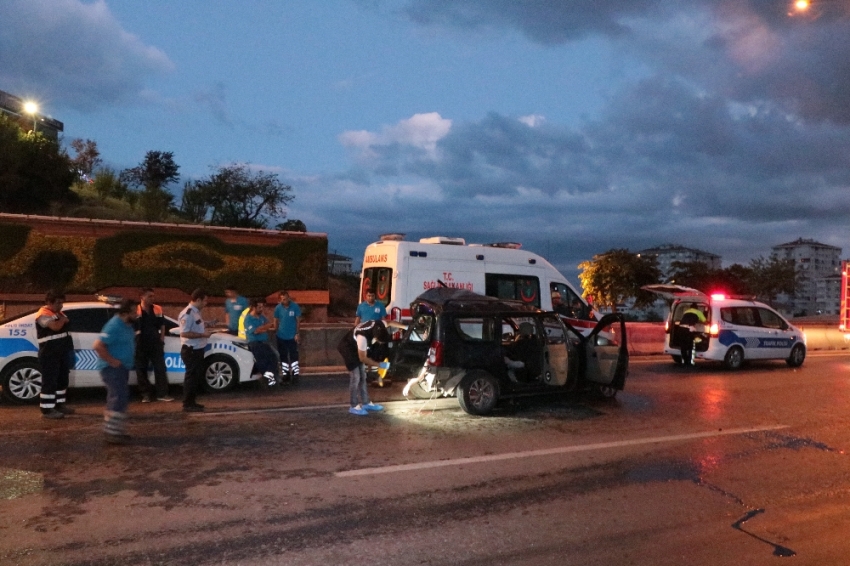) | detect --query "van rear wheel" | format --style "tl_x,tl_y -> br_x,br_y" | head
457,370 -> 499,415
723,346 -> 744,370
